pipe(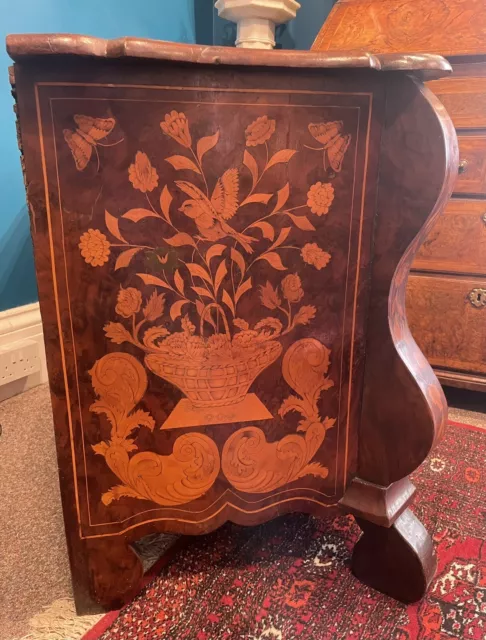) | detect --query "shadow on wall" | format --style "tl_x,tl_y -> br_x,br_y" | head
0,205 -> 37,310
